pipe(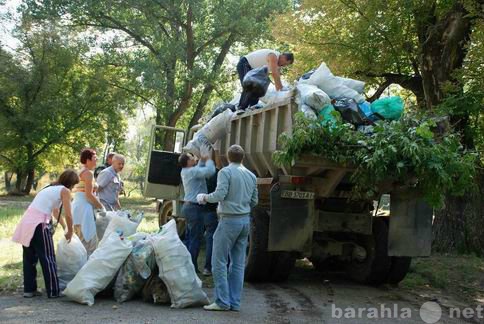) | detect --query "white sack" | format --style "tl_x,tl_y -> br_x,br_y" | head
151,219 -> 209,308
307,63 -> 365,103
260,83 -> 293,105
334,76 -> 365,94
297,83 -> 331,111
198,108 -> 233,143
98,212 -> 140,247
57,234 -> 87,290
63,232 -> 133,306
